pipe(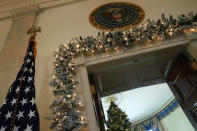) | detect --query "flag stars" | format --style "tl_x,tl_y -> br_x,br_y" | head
24,87 -> 30,94
13,126 -> 19,131
29,52 -> 33,56
2,99 -> 6,105
15,87 -> 20,93
26,59 -> 31,64
0,126 -> 6,131
5,111 -> 12,120
16,111 -> 24,120
9,87 -> 12,92
30,97 -> 35,105
0,43 -> 38,130
29,68 -> 33,73
22,76 -> 26,81
18,77 -> 22,81
9,86 -> 13,92
20,98 -> 27,106
28,110 -> 35,119
28,77 -> 33,83
10,98 -> 16,106
24,124 -> 32,131
24,67 -> 28,72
